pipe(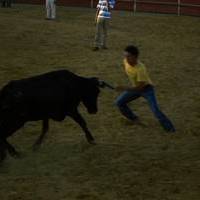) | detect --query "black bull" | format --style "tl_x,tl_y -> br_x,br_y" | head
0,70 -> 114,162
